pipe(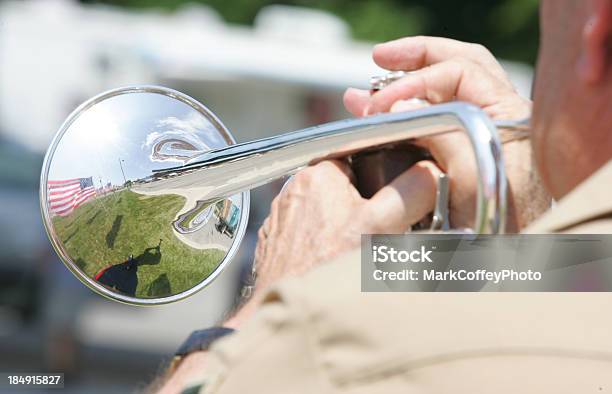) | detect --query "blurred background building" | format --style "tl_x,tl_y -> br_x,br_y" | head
0,0 -> 537,392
